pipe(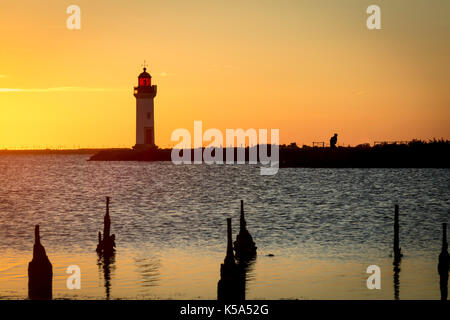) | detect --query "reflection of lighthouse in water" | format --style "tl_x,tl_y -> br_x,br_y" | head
133,64 -> 157,149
